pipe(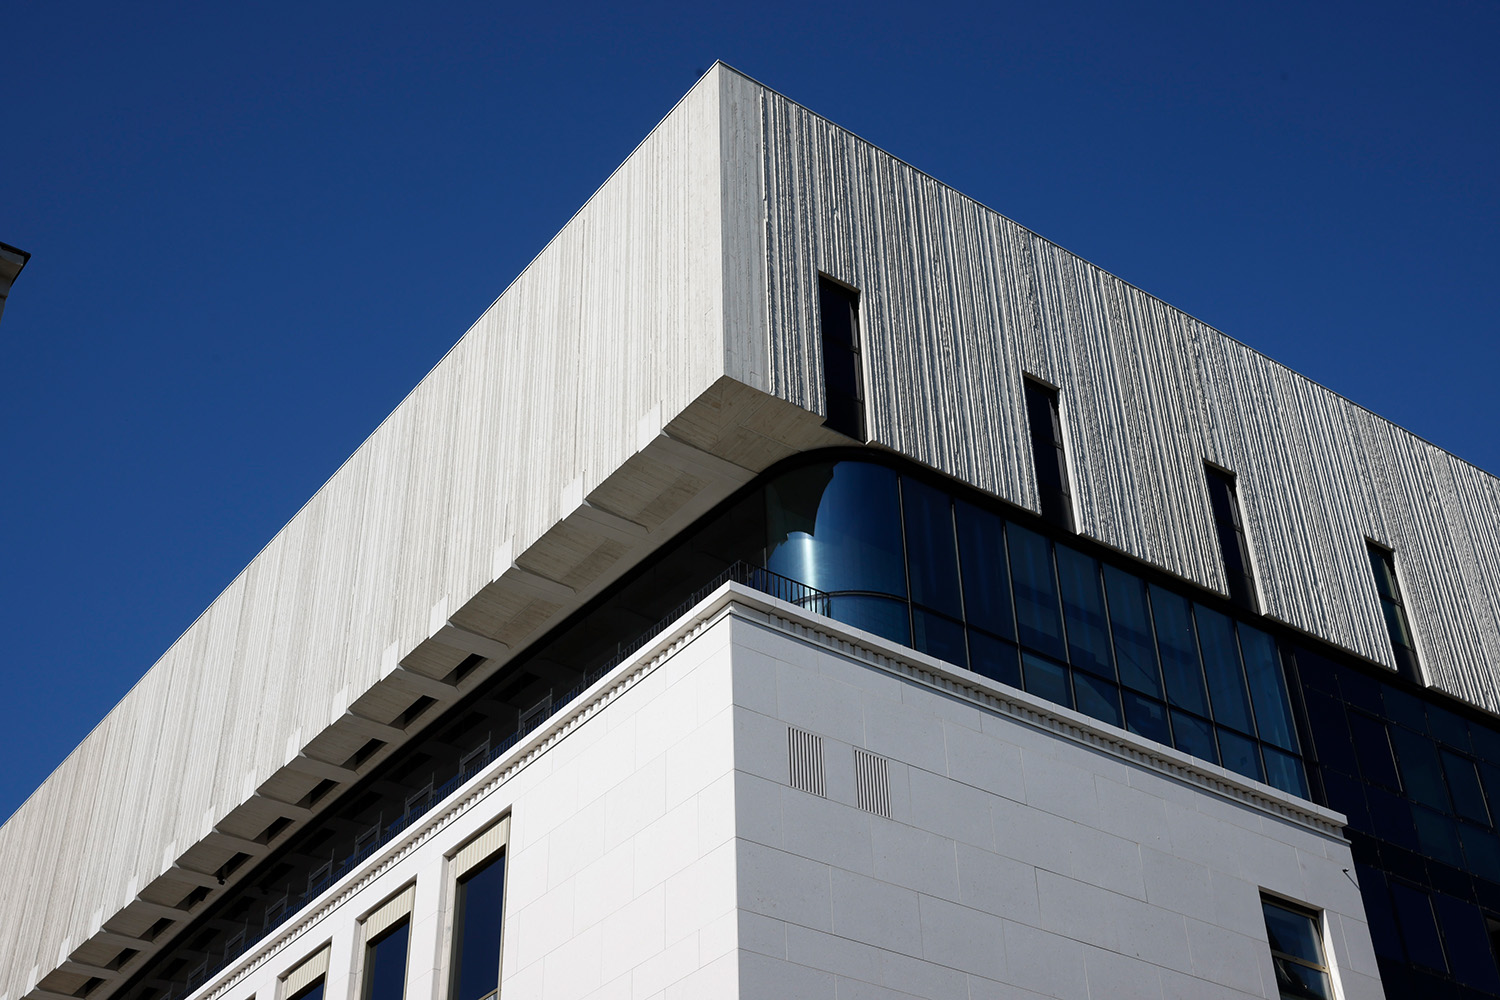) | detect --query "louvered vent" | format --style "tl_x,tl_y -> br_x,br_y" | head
854,748 -> 891,817
788,727 -> 825,796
